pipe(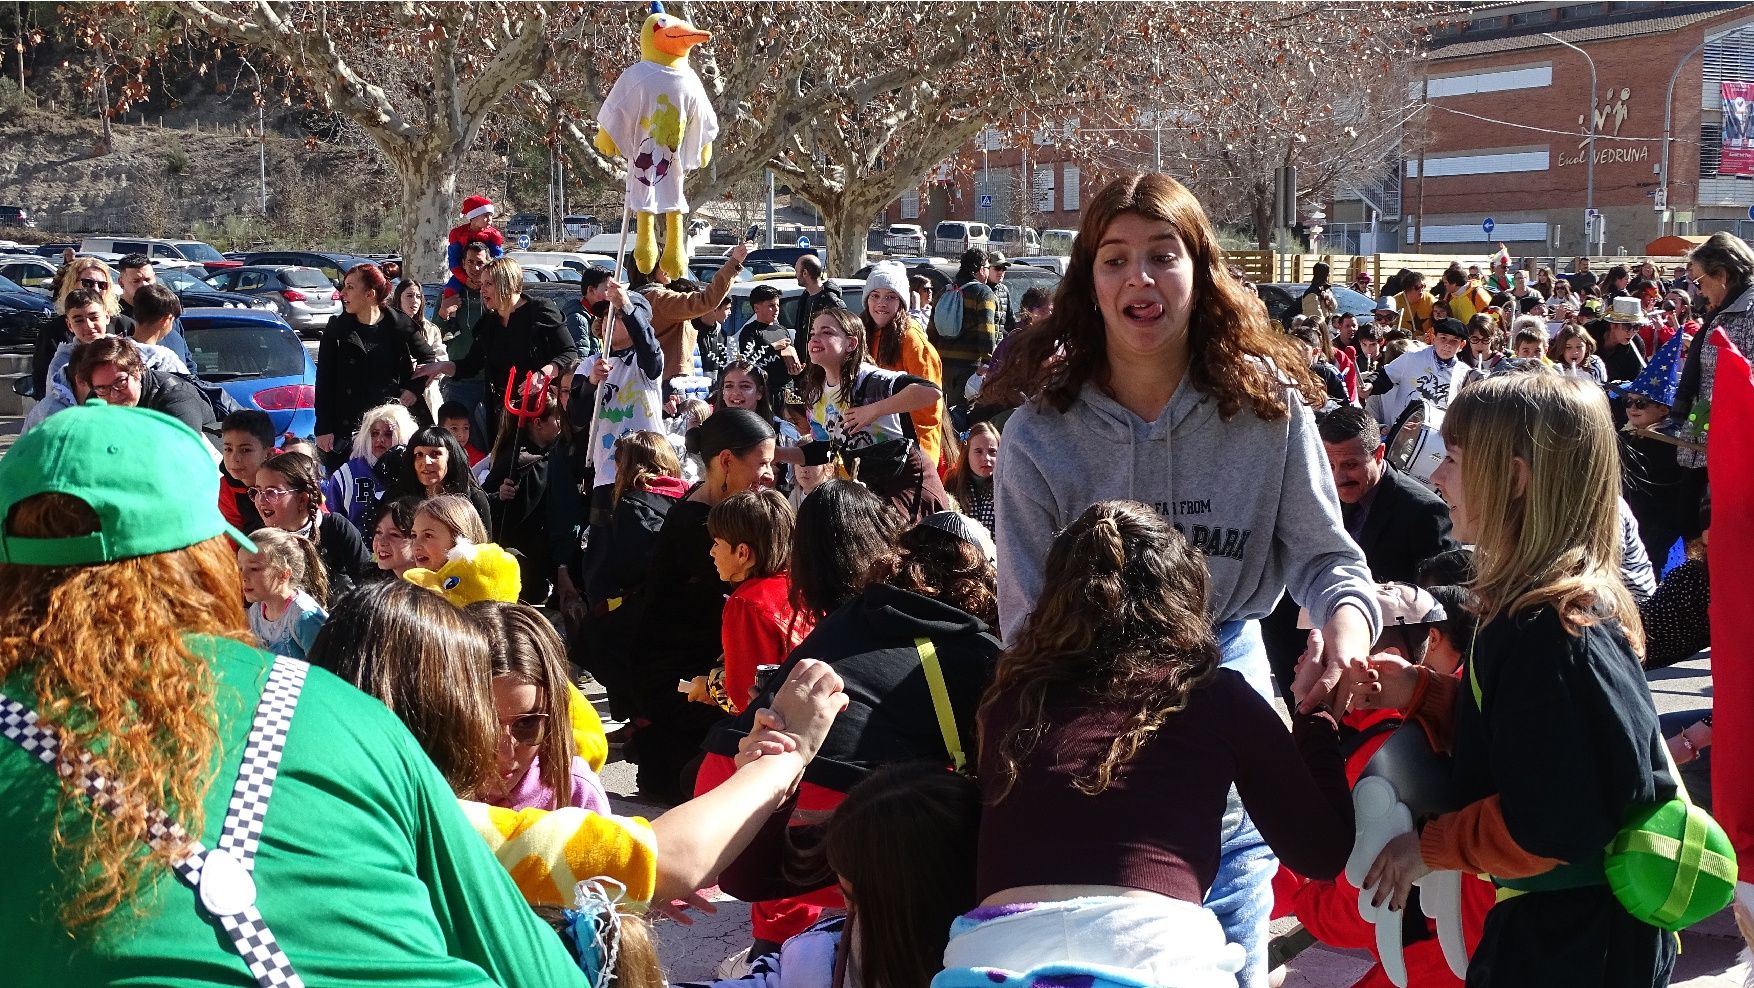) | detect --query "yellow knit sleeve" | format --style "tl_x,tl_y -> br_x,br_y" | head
459,800 -> 658,908
568,682 -> 609,773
